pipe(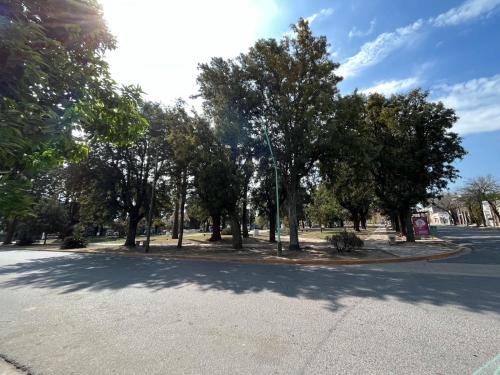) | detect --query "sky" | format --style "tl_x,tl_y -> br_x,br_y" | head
99,0 -> 500,189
